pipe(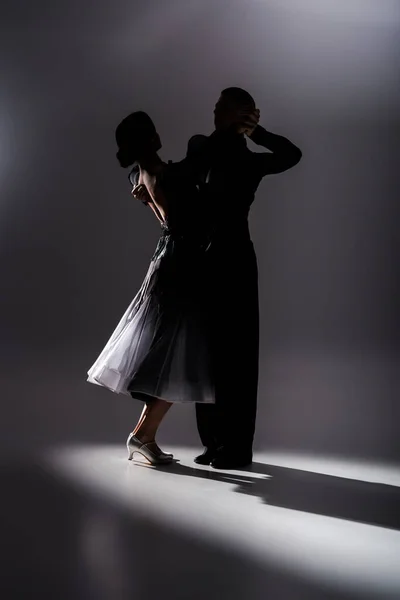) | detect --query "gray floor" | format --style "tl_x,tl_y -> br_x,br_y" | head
2,446 -> 399,600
